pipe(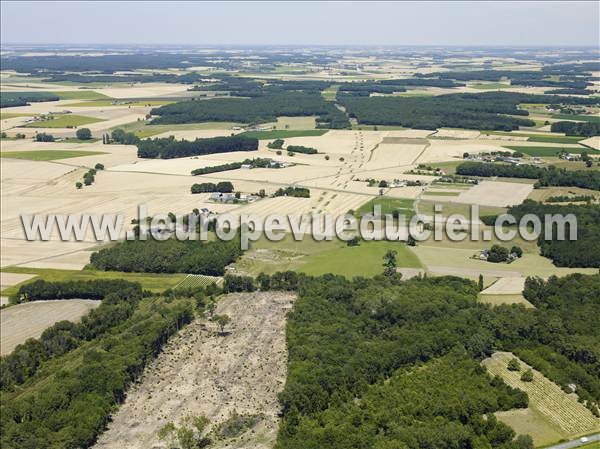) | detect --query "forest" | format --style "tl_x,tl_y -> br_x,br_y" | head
275,272 -> 600,448
190,158 -> 278,175
0,91 -> 59,108
274,186 -> 310,198
456,162 -> 600,191
508,200 -> 600,268
149,92 -> 350,129
90,237 -> 243,275
550,121 -> 600,137
190,181 -> 234,193
136,135 -> 258,159
338,91 -> 599,131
